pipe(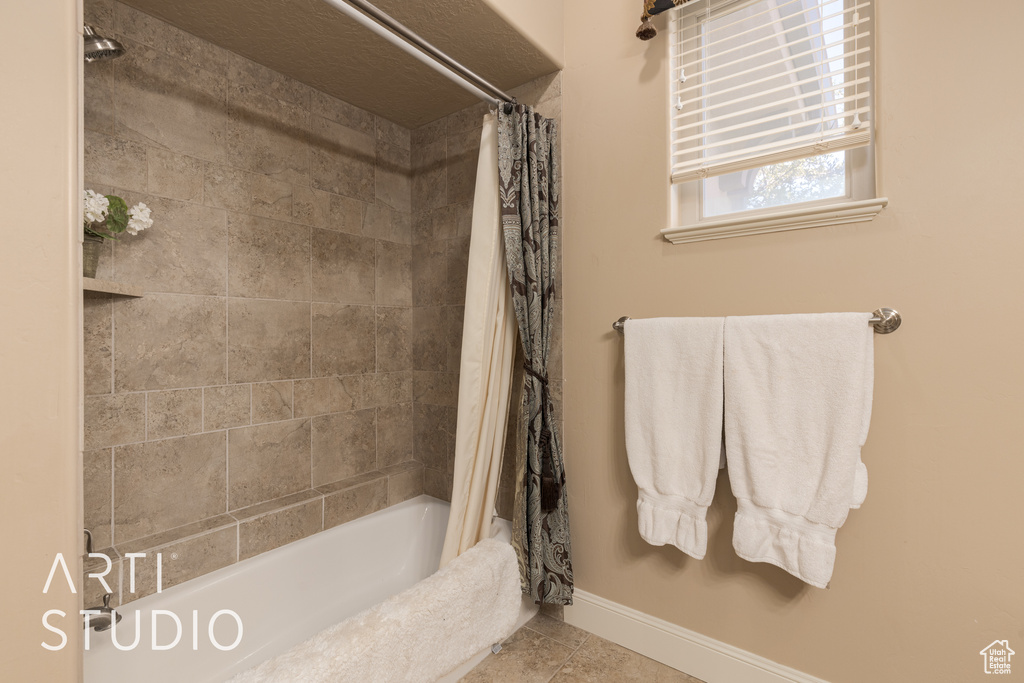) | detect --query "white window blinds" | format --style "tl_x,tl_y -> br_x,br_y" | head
670,0 -> 872,183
